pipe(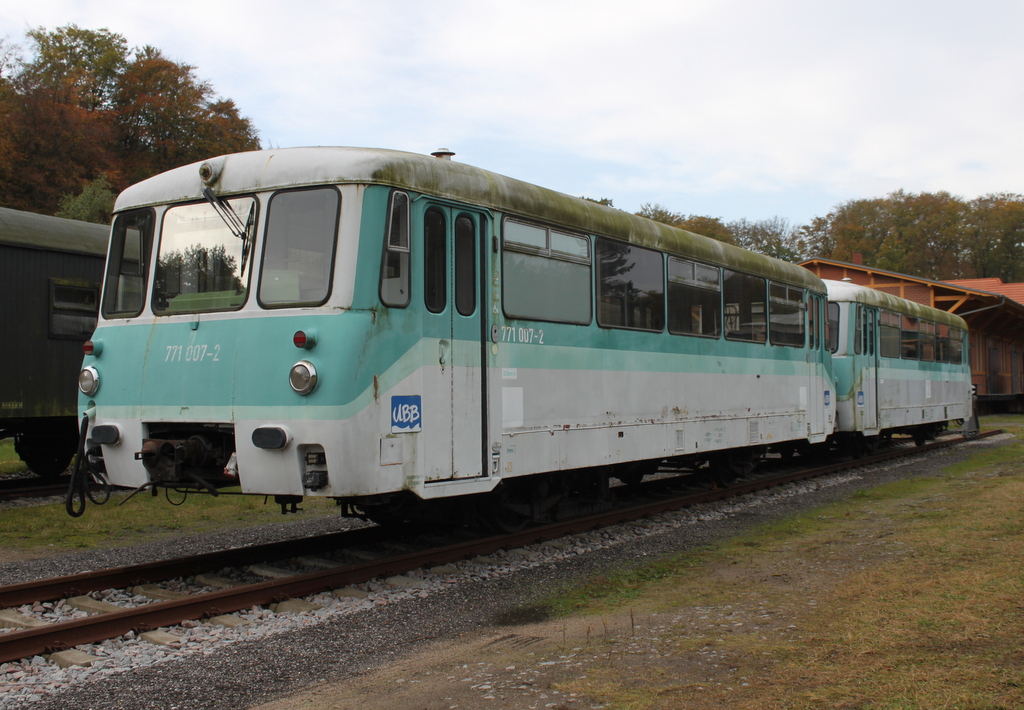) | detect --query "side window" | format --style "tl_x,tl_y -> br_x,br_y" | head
920,321 -> 936,362
596,238 -> 664,331
454,214 -> 476,316
258,188 -> 339,307
723,269 -> 766,342
827,301 -> 840,353
901,314 -> 919,360
502,219 -> 591,324
424,208 -> 447,313
769,282 -> 805,347
808,296 -> 819,350
936,323 -> 950,362
102,209 -> 153,318
50,281 -> 98,339
380,191 -> 410,307
667,258 -> 720,338
950,328 -> 964,365
880,310 -> 901,358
